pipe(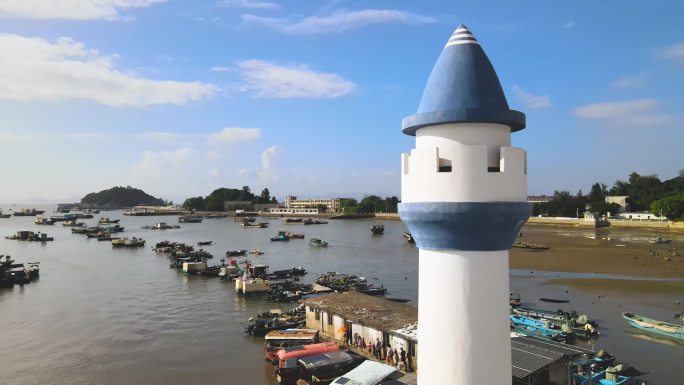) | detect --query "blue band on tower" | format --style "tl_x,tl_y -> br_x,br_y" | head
399,202 -> 532,251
